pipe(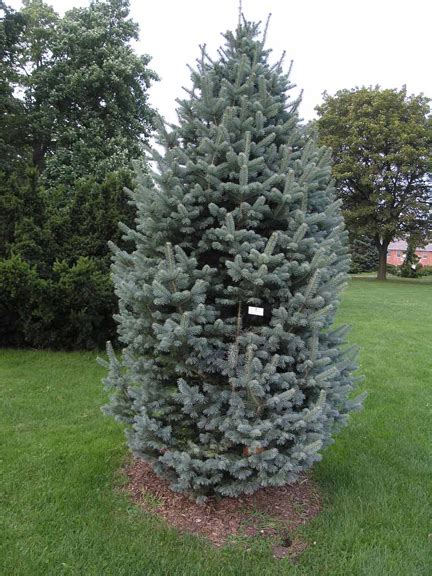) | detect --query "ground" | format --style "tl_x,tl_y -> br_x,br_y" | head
124,457 -> 321,552
1,277 -> 431,575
